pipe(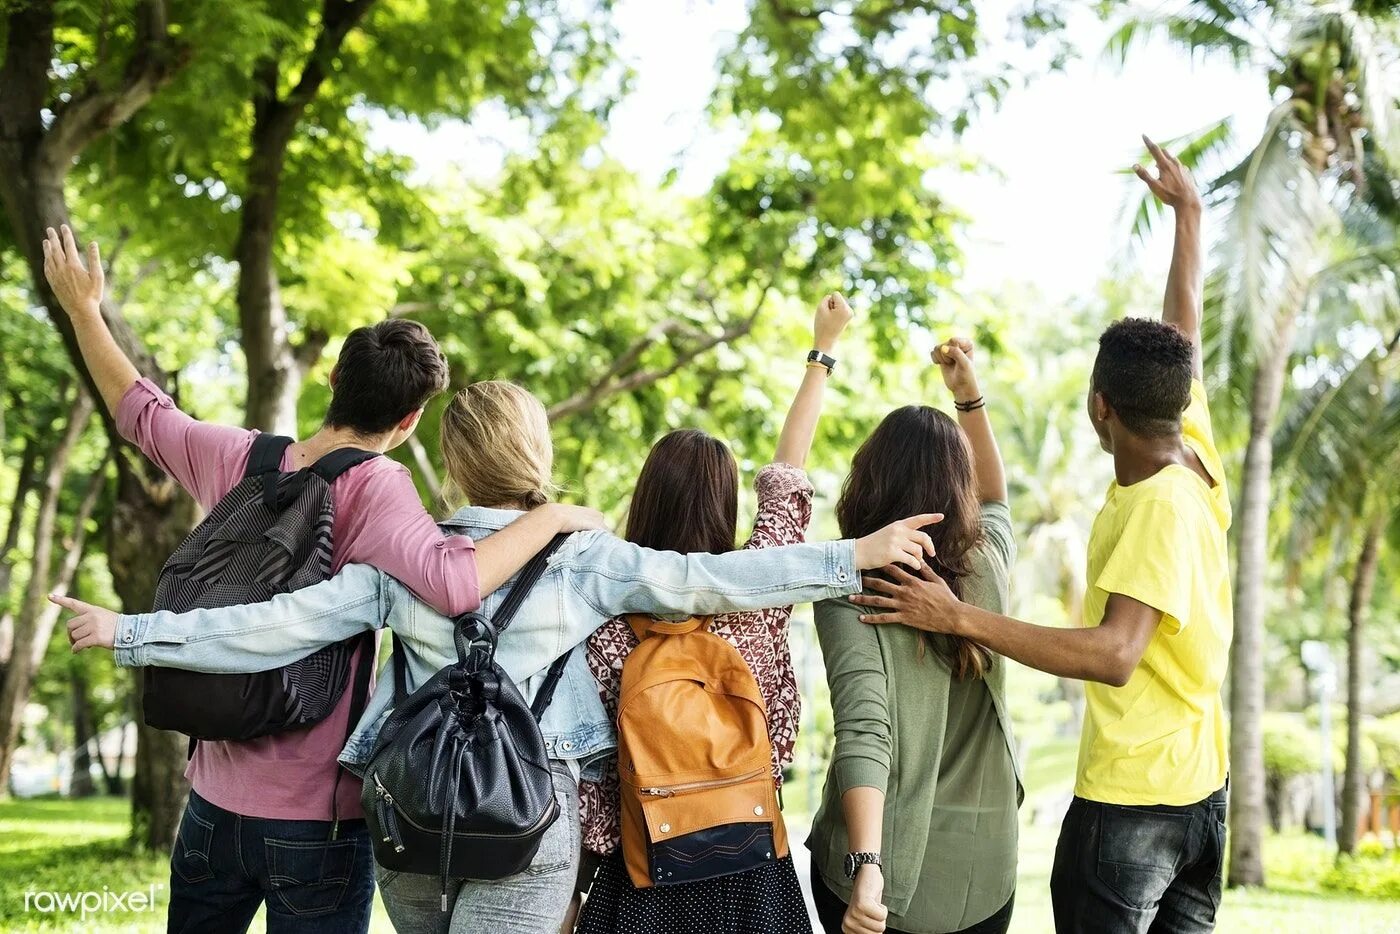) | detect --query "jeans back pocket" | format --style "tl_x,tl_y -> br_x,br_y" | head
264,836 -> 358,917
171,804 -> 216,885
1095,805 -> 1191,911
